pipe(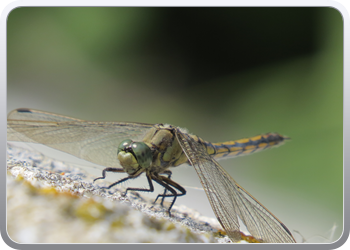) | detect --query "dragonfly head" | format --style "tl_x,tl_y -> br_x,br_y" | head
117,139 -> 152,175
